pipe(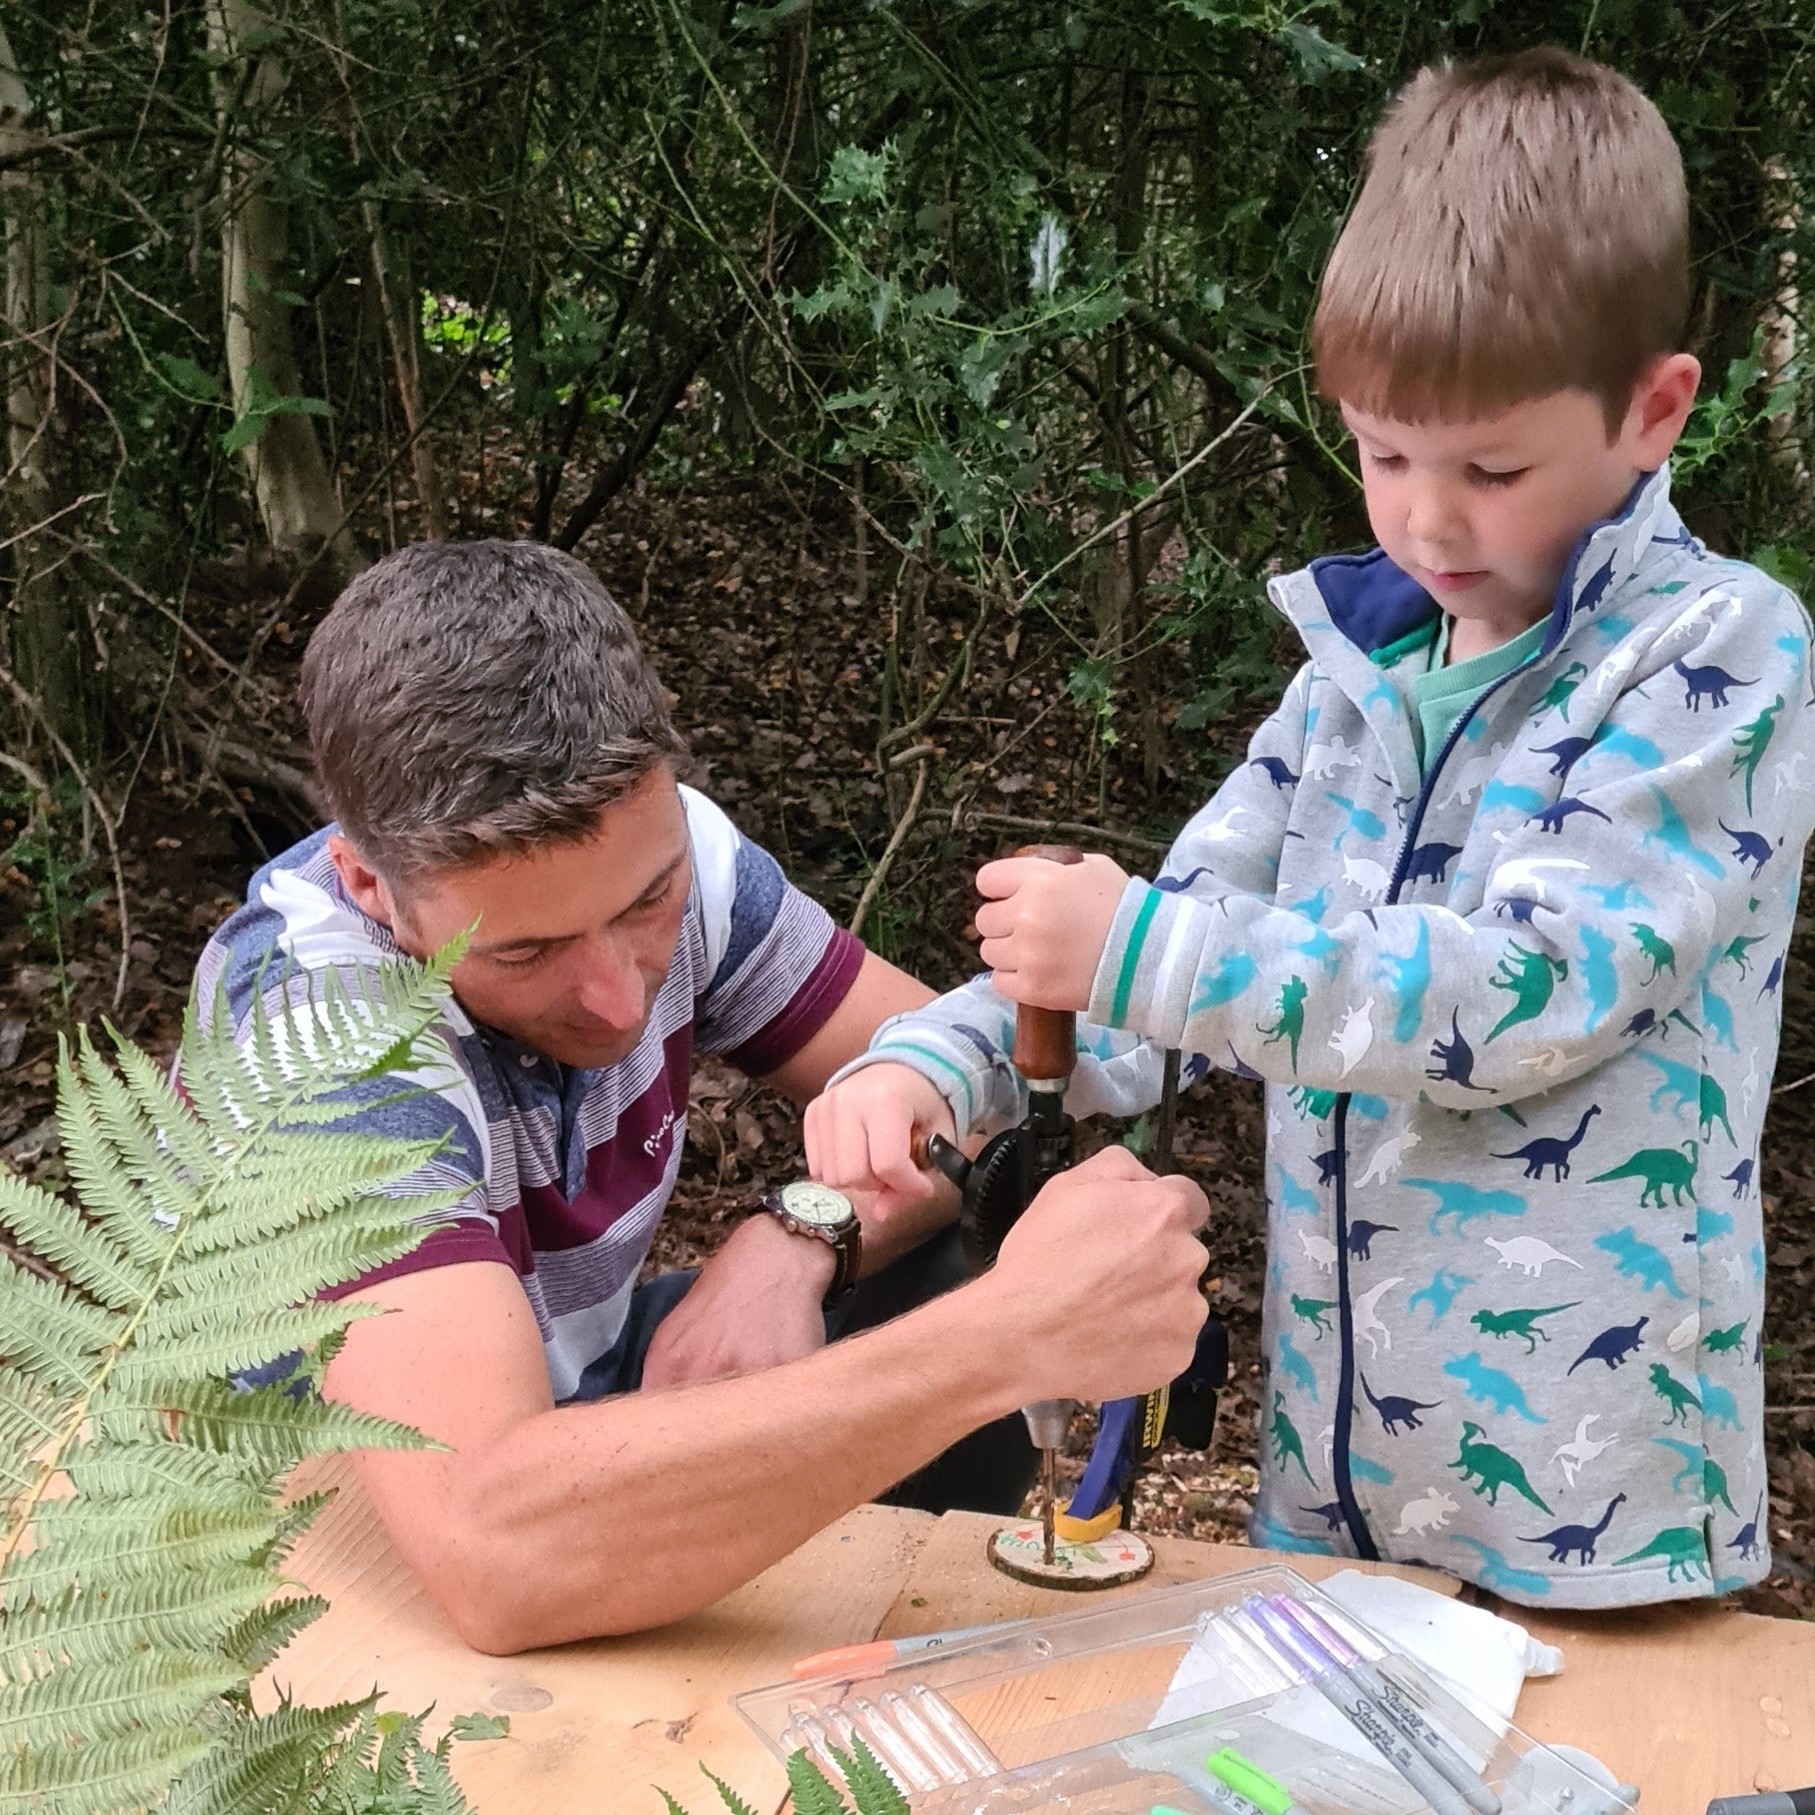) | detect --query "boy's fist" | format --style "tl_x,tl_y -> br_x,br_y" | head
804,1062 -> 955,1216
974,851 -> 1129,1011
